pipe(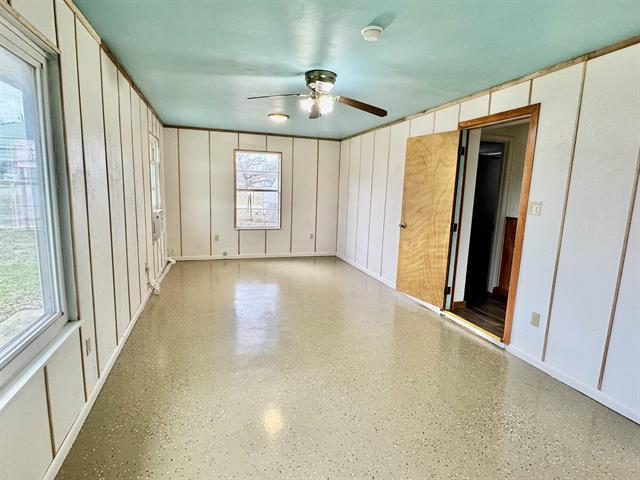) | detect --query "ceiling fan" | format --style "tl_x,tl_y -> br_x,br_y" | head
247,70 -> 388,119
